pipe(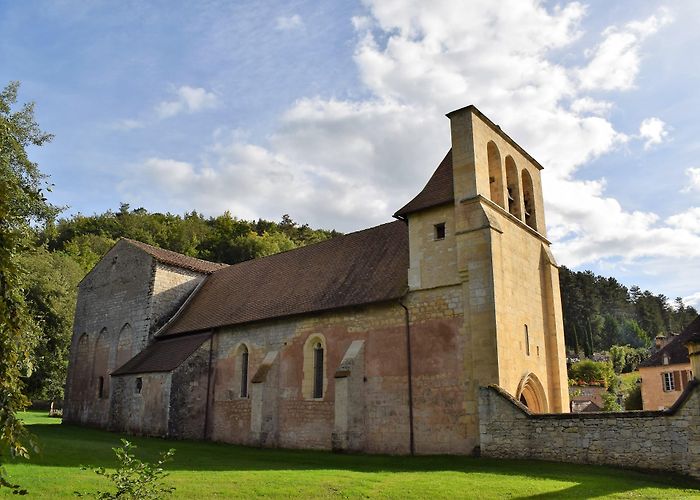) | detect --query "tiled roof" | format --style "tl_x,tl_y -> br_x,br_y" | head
123,238 -> 227,274
640,315 -> 700,367
160,220 -> 409,336
111,332 -> 211,376
394,150 -> 454,218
